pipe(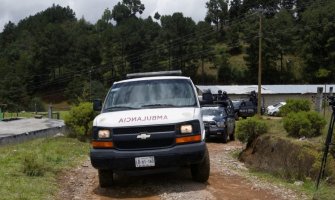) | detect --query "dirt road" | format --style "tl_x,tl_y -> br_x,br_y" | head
57,141 -> 308,200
